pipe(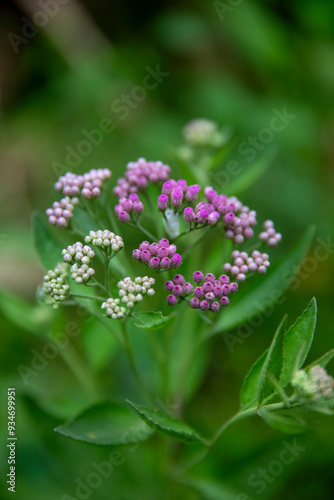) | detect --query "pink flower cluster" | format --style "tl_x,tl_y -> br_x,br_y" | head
183,202 -> 220,226
204,188 -> 257,244
55,169 -> 111,198
114,193 -> 144,223
166,271 -> 238,312
114,158 -> 171,199
157,179 -> 202,211
46,196 -> 78,227
223,250 -> 270,281
259,220 -> 282,247
132,238 -> 182,271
